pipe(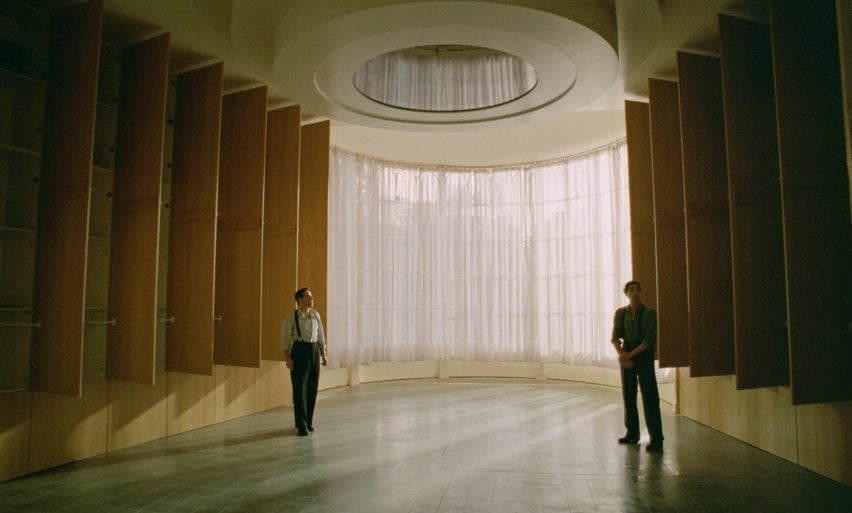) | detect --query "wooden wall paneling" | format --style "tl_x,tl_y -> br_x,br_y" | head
708,375 -> 748,441
166,371 -> 216,435
624,101 -> 657,308
648,79 -> 689,368
796,400 -> 852,486
254,359 -> 290,412
677,52 -> 735,377
30,0 -> 103,396
298,121 -> 331,324
214,86 -> 267,368
165,63 -> 222,375
107,34 -> 170,385
719,15 -> 789,389
745,385 -> 797,463
770,0 -> 852,404
0,391 -> 31,481
262,105 -> 301,361
29,380 -> 108,473
214,365 -> 256,423
106,373 -> 167,452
